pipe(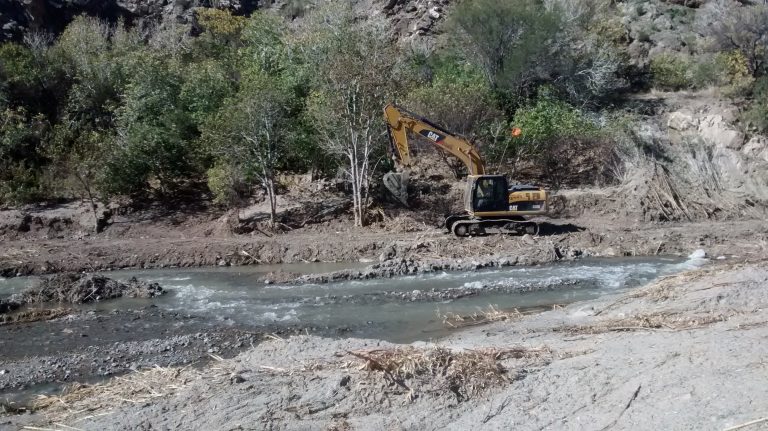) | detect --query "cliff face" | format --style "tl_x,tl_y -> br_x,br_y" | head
0,0 -> 451,43
0,0 -> 268,42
